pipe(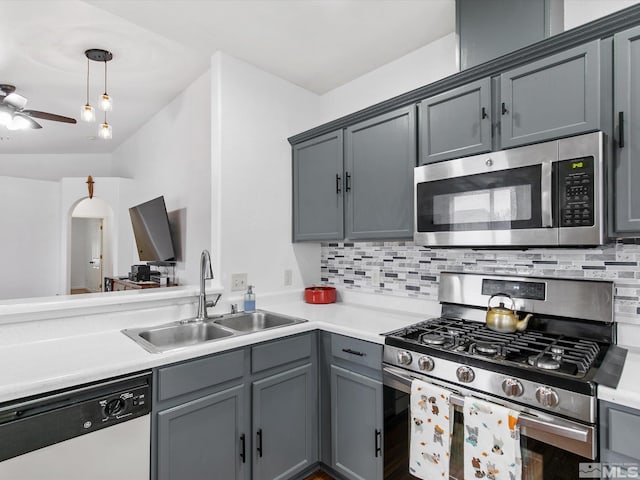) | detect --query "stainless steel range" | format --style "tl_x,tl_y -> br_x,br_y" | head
381,272 -> 626,480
